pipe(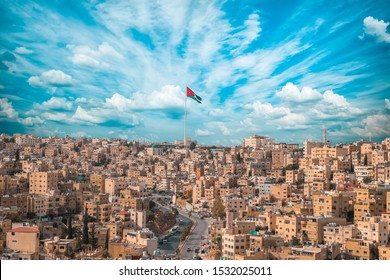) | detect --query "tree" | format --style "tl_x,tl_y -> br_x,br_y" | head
15,149 -> 20,162
363,154 -> 368,166
149,200 -> 156,210
26,212 -> 37,220
67,210 -> 73,239
104,230 -> 109,251
291,236 -> 301,246
91,222 -> 96,249
237,153 -> 242,163
363,177 -> 371,184
180,223 -> 193,241
6,212 -> 22,222
82,207 -> 89,245
189,142 -> 196,150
